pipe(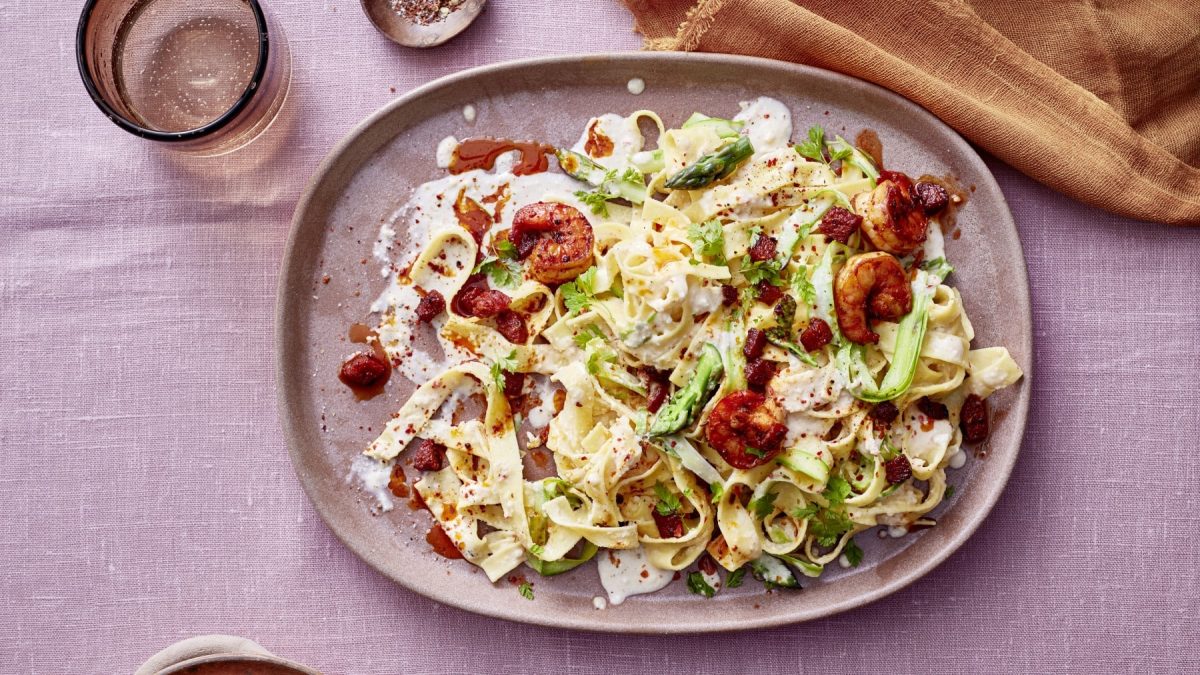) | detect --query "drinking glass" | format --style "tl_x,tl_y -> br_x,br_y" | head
77,0 -> 291,156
